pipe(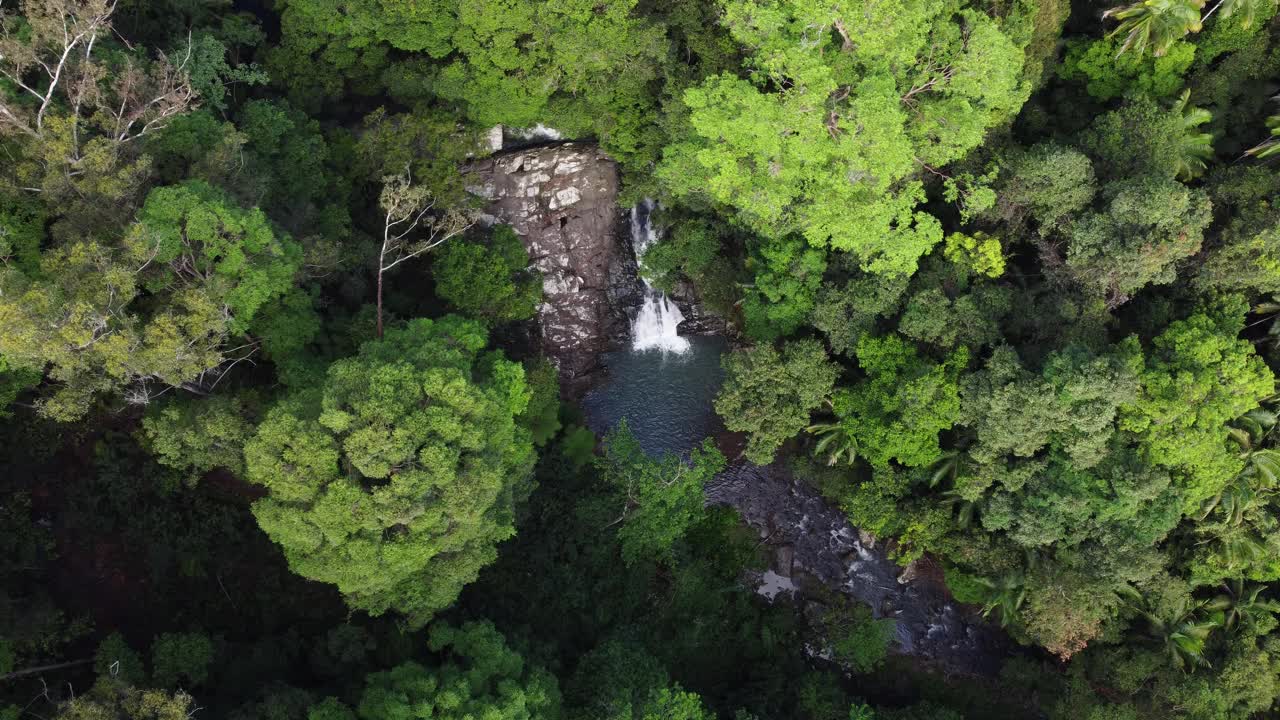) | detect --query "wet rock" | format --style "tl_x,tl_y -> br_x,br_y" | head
705,461 -> 1012,676
659,276 -> 726,336
898,559 -> 922,585
773,544 -> 796,577
466,144 -> 638,392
